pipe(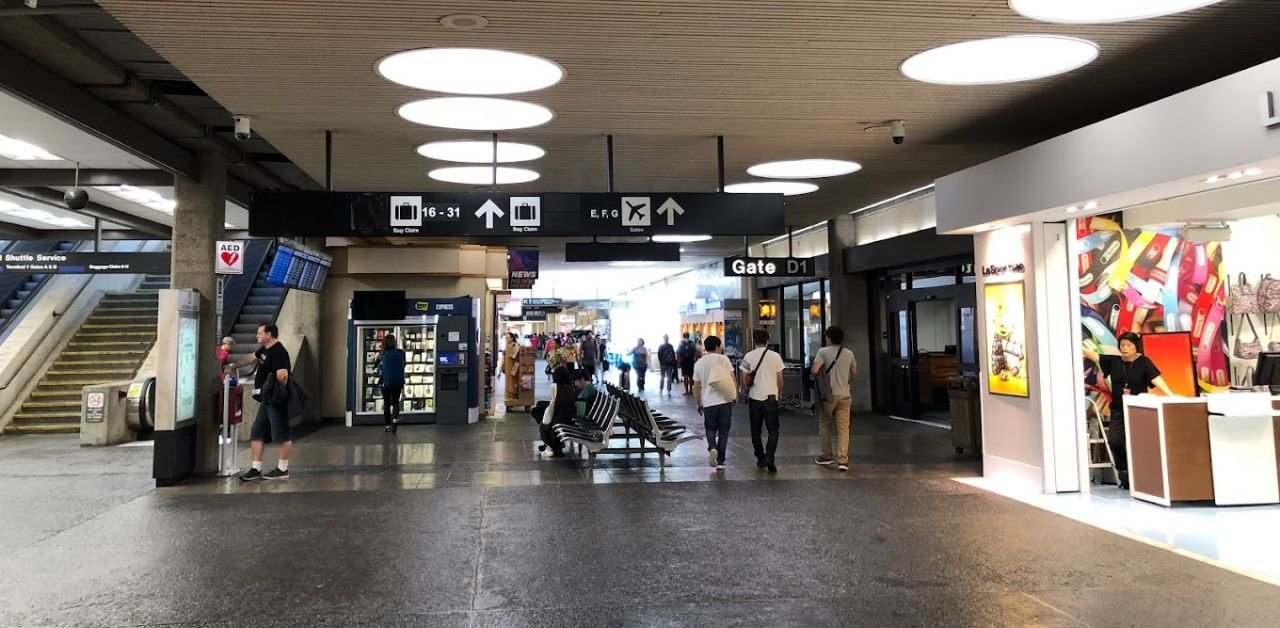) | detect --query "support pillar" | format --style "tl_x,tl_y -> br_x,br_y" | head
826,215 -> 872,412
172,152 -> 226,476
